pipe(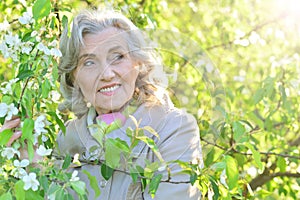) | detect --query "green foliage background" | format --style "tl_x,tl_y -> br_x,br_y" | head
0,0 -> 299,199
